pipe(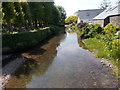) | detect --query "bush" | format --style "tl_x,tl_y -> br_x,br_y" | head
77,22 -> 86,28
80,23 -> 120,76
78,24 -> 103,39
69,25 -> 78,30
109,39 -> 120,60
104,23 -> 118,35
